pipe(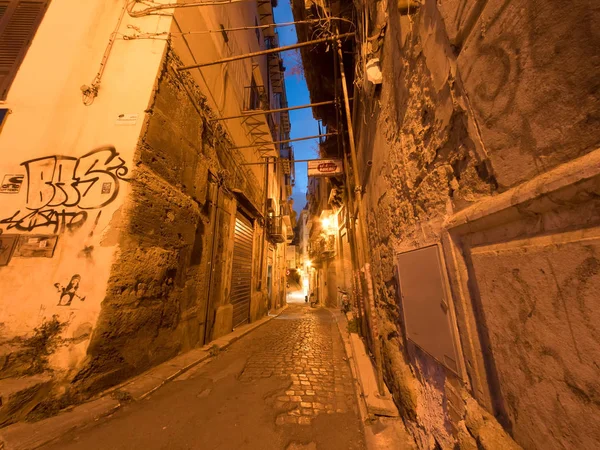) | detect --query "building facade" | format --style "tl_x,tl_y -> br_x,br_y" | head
294,0 -> 600,449
0,0 -> 293,425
